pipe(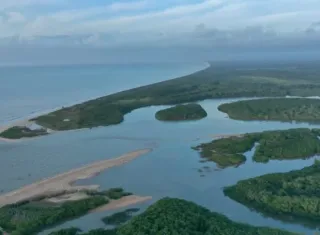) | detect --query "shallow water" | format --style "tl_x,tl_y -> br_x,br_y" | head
1,64 -> 320,234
